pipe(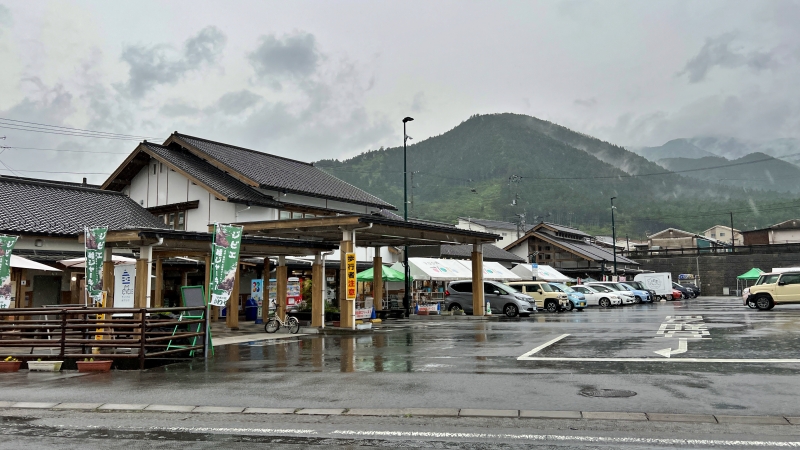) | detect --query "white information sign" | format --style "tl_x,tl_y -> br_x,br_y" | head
113,264 -> 136,308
